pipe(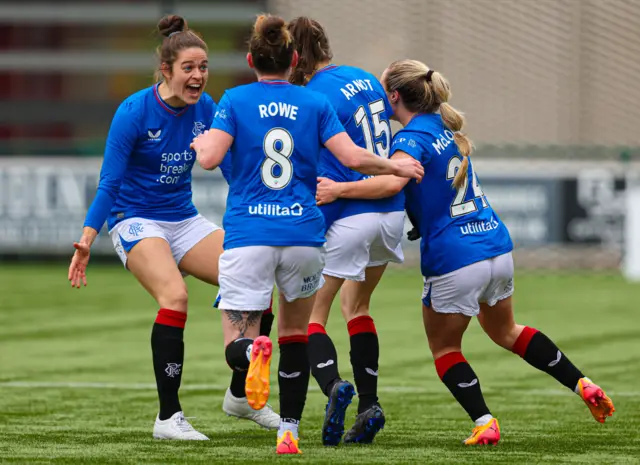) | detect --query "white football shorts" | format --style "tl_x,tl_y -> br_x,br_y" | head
422,252 -> 514,317
109,214 -> 221,268
217,246 -> 325,311
323,211 -> 405,281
